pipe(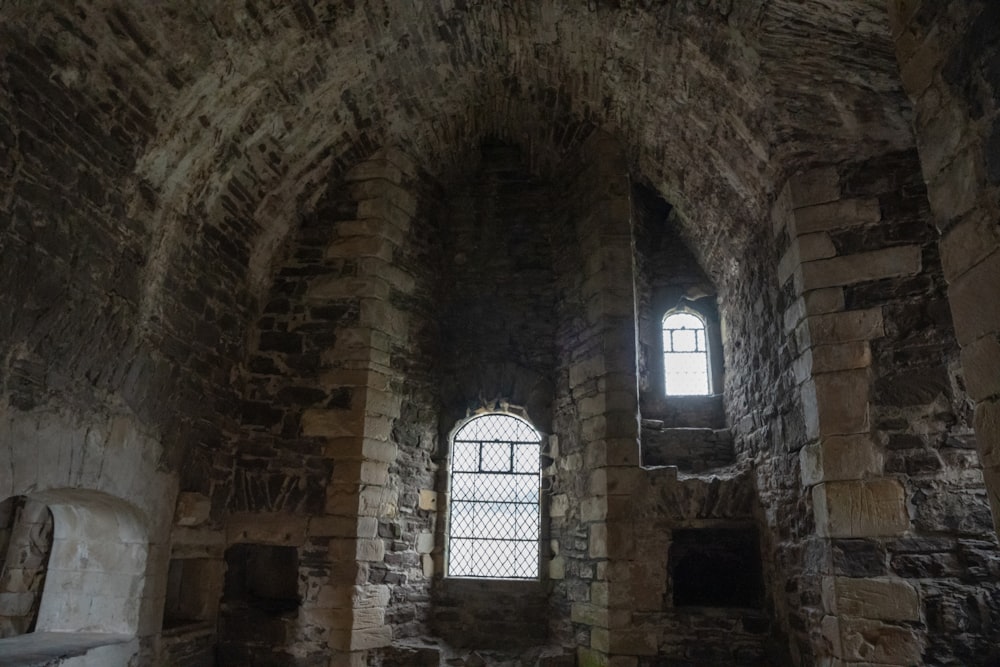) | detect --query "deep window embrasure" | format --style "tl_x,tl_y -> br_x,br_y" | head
446,413 -> 541,579
662,311 -> 711,396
